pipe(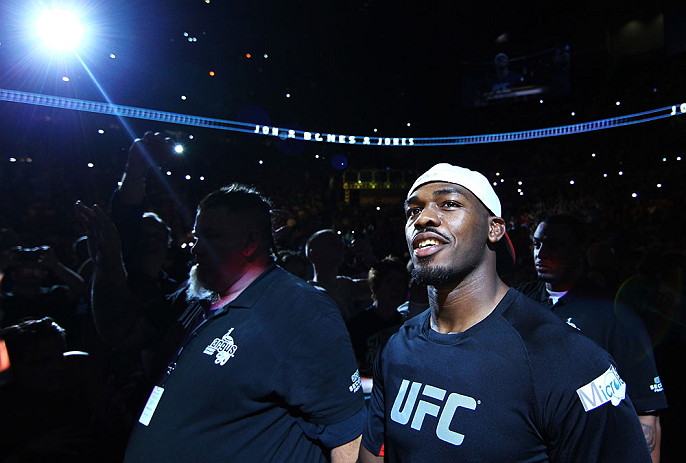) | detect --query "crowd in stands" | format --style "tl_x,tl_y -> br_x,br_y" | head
1,72 -> 685,459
